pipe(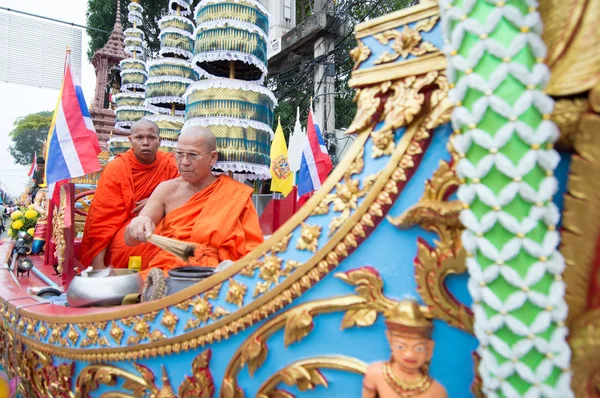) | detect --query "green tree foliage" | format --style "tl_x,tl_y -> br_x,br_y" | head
86,0 -> 183,62
8,111 -> 52,166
